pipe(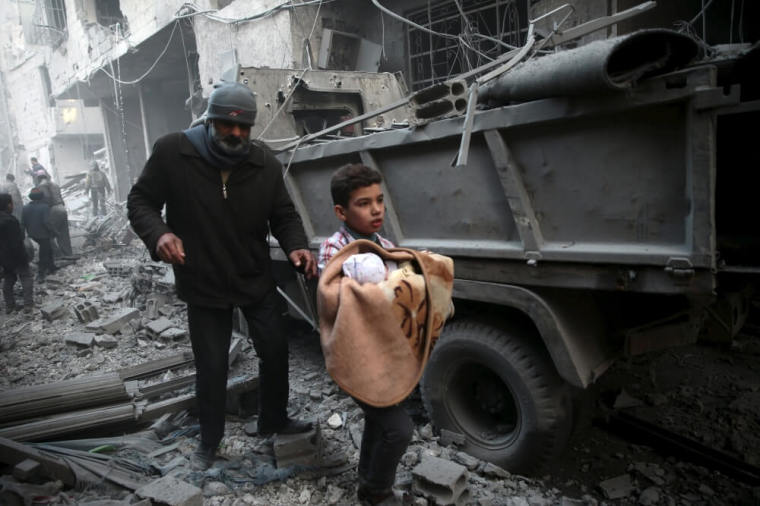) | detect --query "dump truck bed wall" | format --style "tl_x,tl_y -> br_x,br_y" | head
278,66 -> 729,296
